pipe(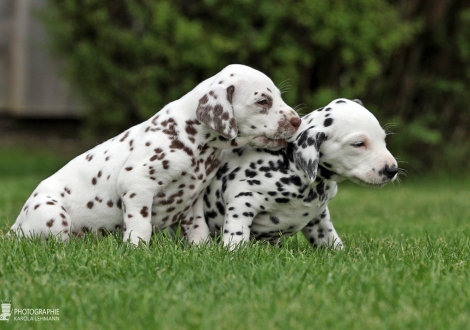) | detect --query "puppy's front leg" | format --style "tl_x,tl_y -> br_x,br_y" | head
121,190 -> 153,245
301,207 -> 343,250
182,195 -> 210,245
222,196 -> 261,250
